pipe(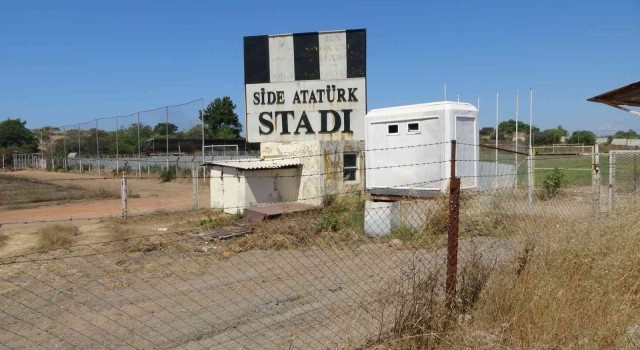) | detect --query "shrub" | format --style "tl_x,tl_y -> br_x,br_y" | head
317,192 -> 364,234
159,167 -> 177,183
542,167 -> 564,199
37,224 -> 80,249
200,214 -> 223,229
